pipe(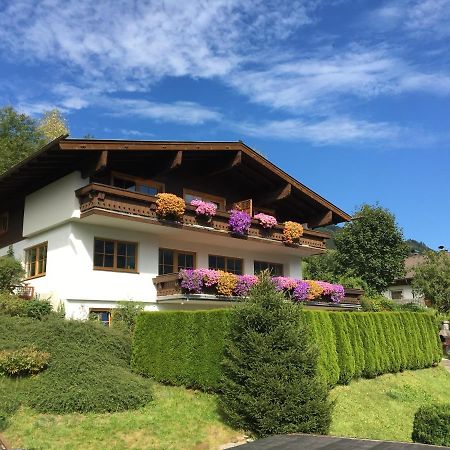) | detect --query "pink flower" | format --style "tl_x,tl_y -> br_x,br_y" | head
191,199 -> 217,217
254,213 -> 278,229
